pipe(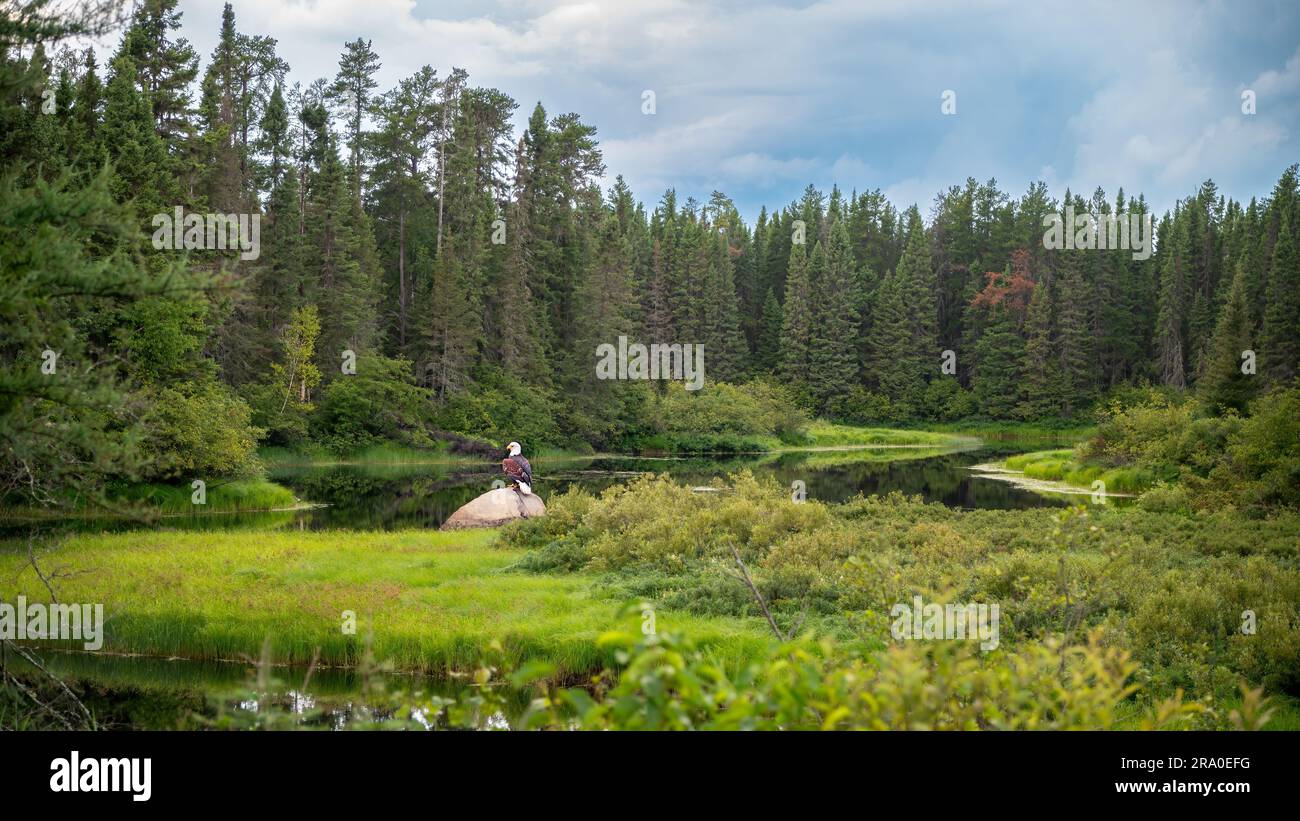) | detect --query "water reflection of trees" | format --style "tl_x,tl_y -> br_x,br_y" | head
269,447 -> 1070,530
289,467 -> 499,529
